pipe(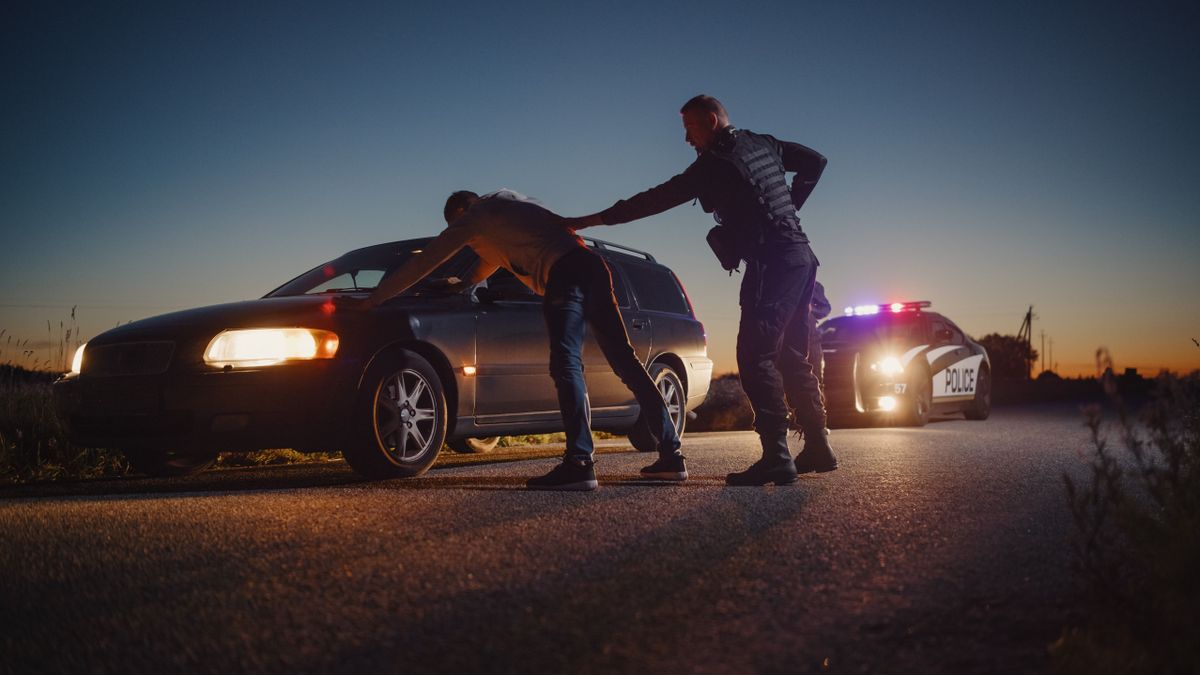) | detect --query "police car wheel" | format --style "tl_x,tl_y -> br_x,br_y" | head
904,375 -> 932,427
964,368 -> 992,420
628,363 -> 687,452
